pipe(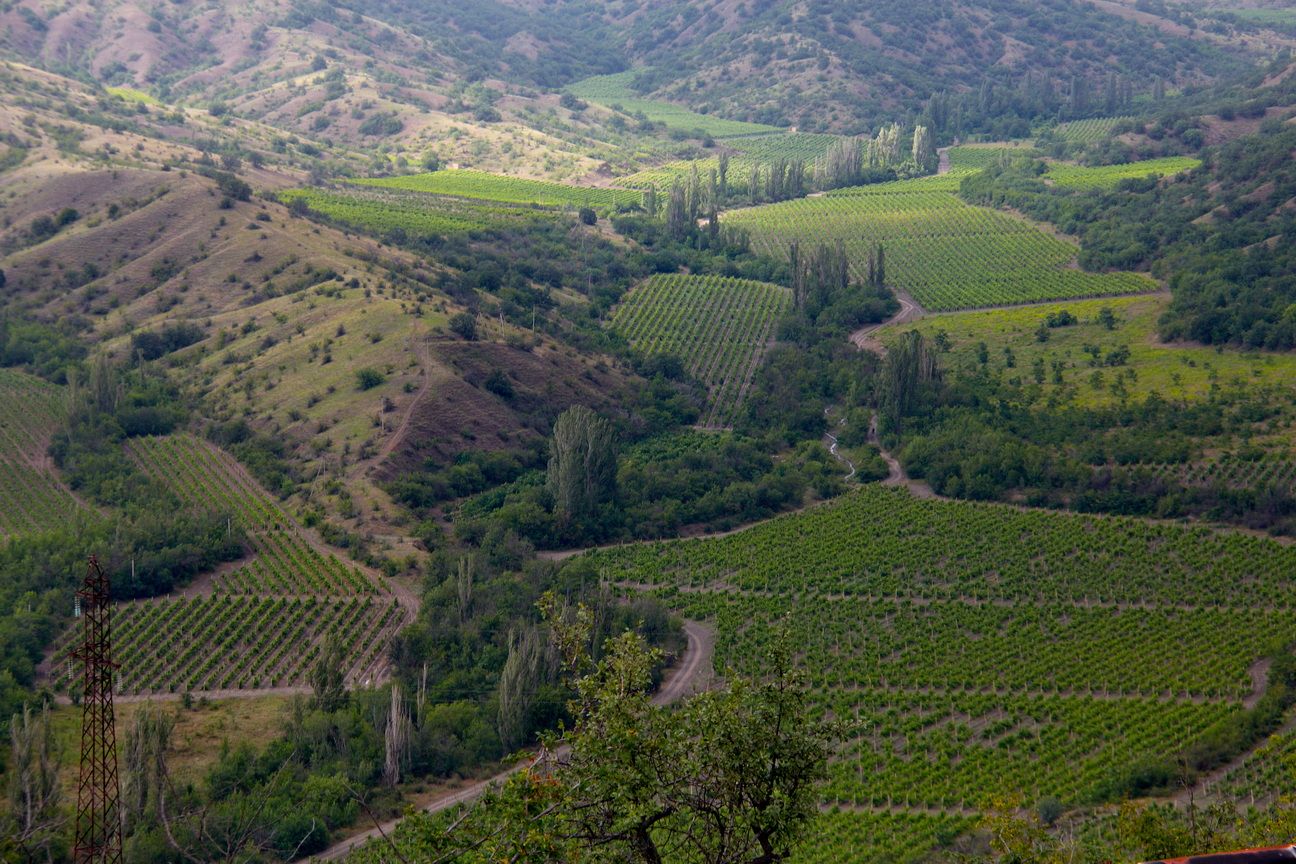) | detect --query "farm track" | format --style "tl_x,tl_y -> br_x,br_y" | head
312,621 -> 715,861
350,325 -> 431,482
